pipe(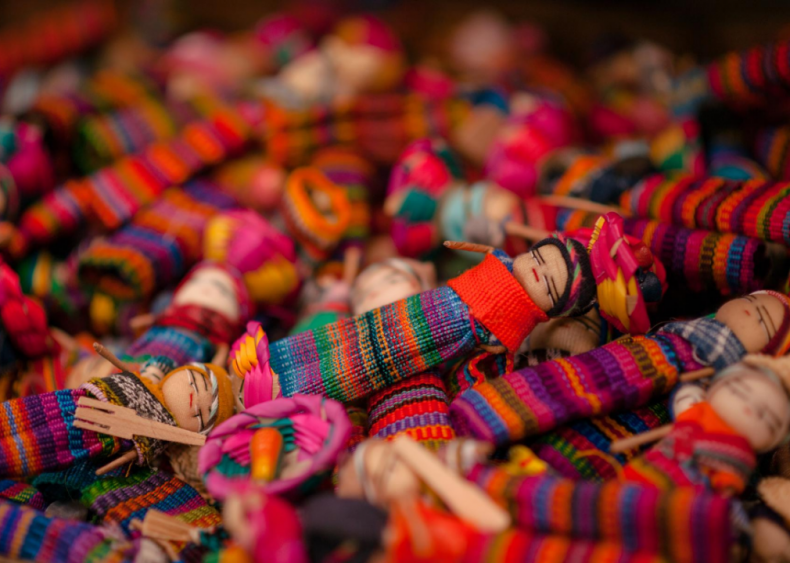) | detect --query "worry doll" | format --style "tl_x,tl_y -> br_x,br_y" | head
450,289 -> 790,446
622,354 -> 790,495
0,361 -> 234,480
233,234 -> 597,407
385,137 -> 527,258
